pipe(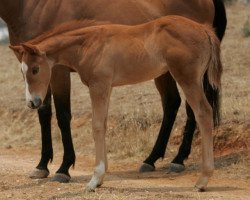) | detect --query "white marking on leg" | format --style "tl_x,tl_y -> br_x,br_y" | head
21,62 -> 32,101
86,161 -> 105,191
